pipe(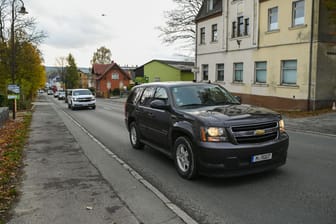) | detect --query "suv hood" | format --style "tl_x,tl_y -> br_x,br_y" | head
183,104 -> 280,125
